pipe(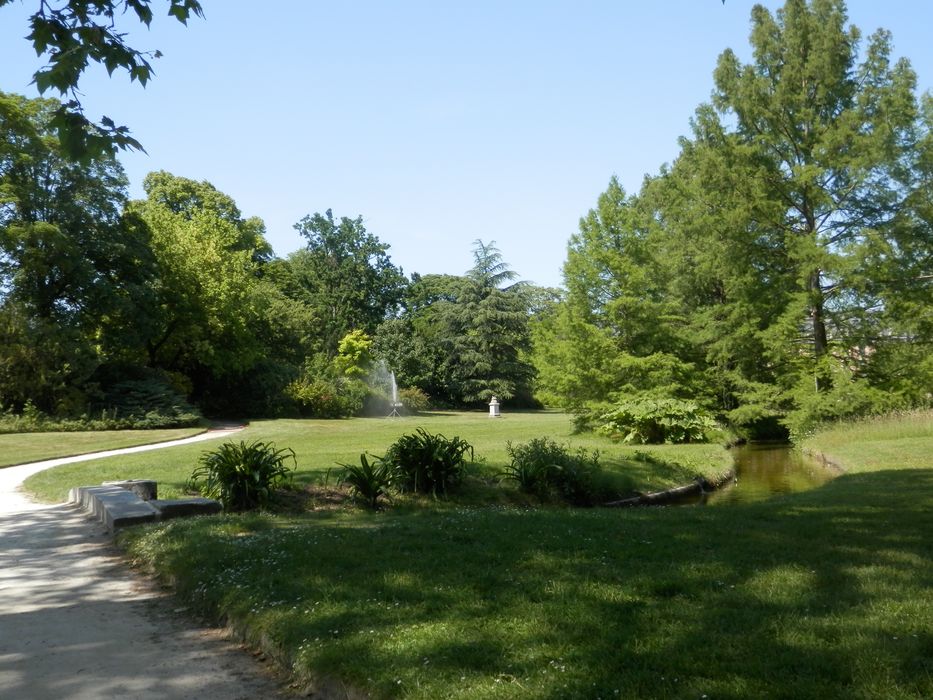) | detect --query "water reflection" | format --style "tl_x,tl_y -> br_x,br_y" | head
680,444 -> 837,506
